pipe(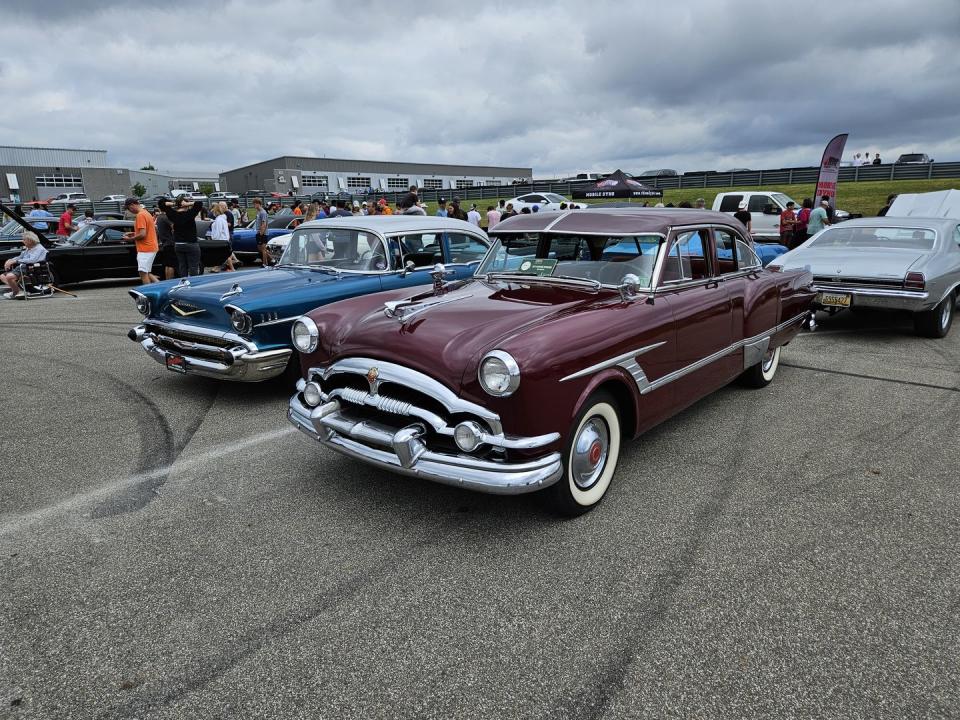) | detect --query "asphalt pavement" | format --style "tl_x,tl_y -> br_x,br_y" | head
1,282 -> 958,719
